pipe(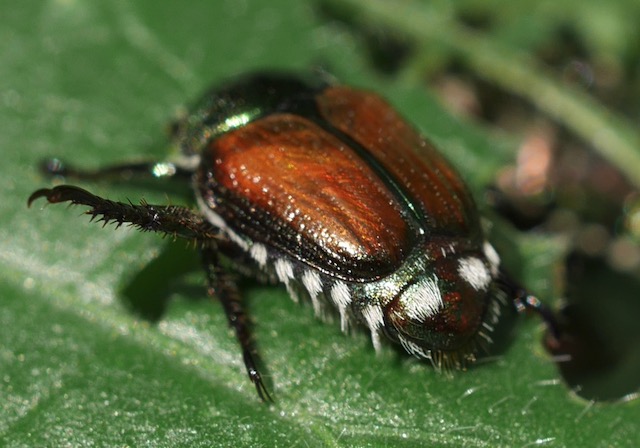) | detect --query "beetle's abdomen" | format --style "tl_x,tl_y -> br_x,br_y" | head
198,113 -> 415,280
